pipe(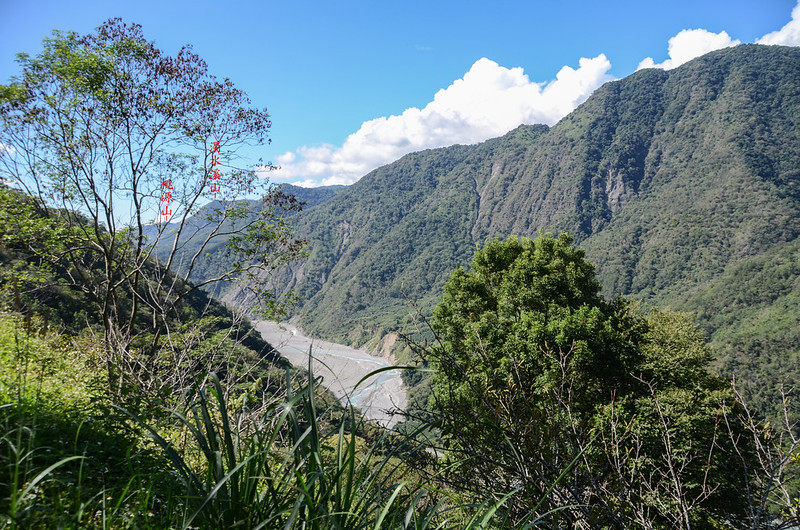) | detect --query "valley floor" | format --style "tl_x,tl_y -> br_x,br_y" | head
254,320 -> 407,426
